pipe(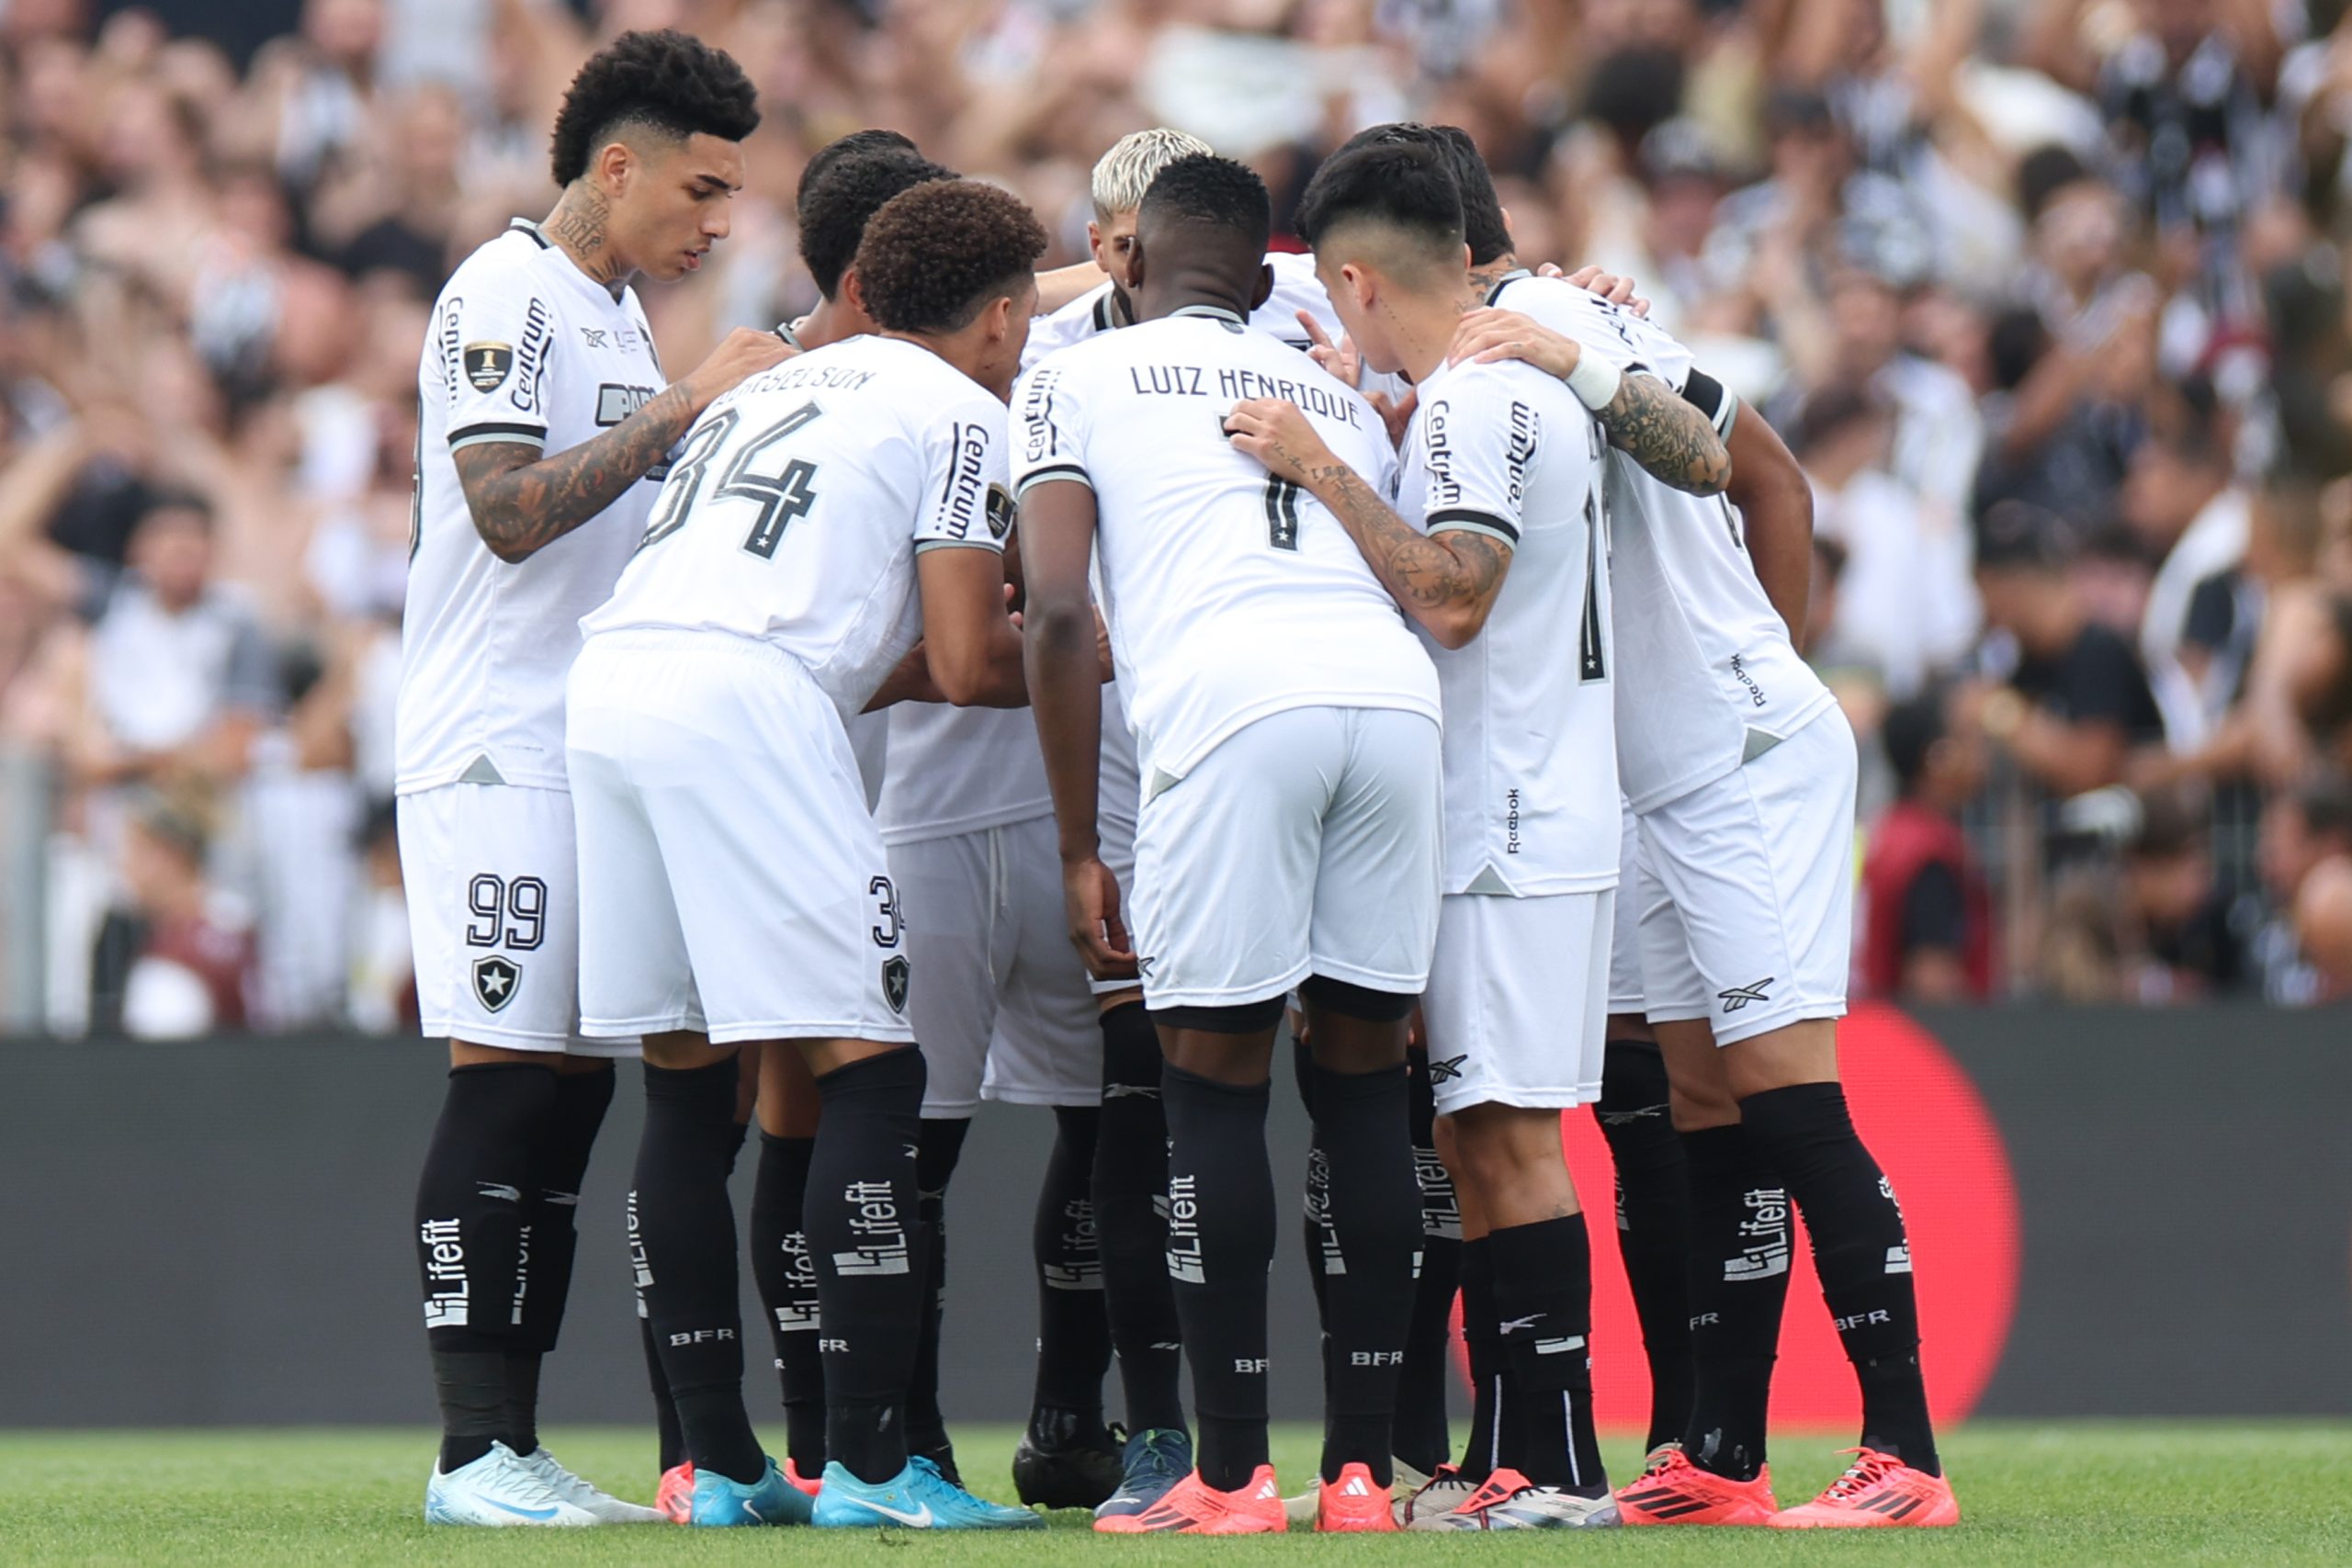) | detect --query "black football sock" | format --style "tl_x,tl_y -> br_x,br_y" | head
639,1313 -> 686,1472
1488,1214 -> 1607,1495
1092,1001 -> 1186,1433
634,1056 -> 763,1485
905,1115 -> 969,1465
1597,1040 -> 1693,1453
505,1063 -> 614,1456
1396,1046 -> 1460,1476
1033,1105 -> 1113,1422
1679,1124 -> 1789,1482
415,1061 -> 558,1472
750,1131 -> 826,1472
1309,1060 -> 1418,1486
1457,1238 -> 1499,1480
1737,1082 -> 1938,1476
1161,1063 -> 1274,1491
808,1047 -> 928,1483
